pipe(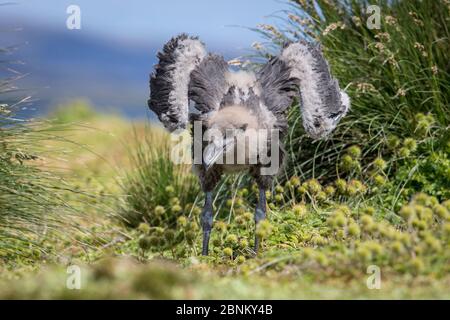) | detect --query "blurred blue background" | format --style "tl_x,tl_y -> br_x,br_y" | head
1,0 -> 285,118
